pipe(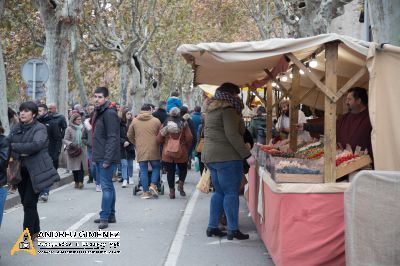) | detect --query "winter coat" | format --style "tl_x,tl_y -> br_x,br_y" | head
127,111 -> 161,162
182,114 -> 196,150
153,108 -> 168,124
92,101 -> 121,164
38,112 -> 63,161
9,121 -> 60,193
63,124 -> 85,171
120,120 -> 135,160
191,112 -> 202,137
201,100 -> 251,164
166,97 -> 182,113
51,113 -> 68,138
157,118 -> 193,163
0,134 -> 10,187
248,115 -> 267,140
